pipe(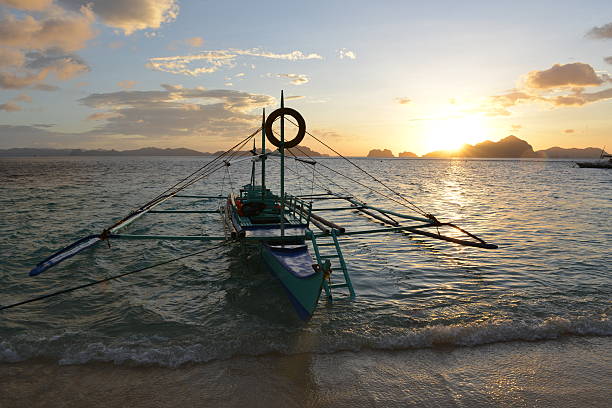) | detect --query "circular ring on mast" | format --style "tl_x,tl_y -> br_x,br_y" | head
264,107 -> 306,149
